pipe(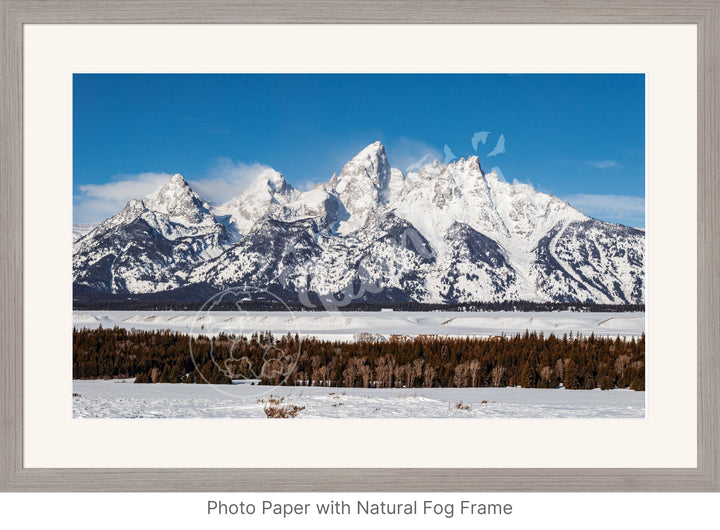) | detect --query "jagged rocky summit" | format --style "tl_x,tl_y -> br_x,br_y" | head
73,142 -> 645,305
